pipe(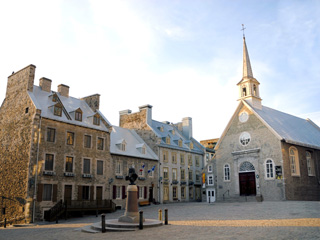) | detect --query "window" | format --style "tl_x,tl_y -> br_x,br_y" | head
160,126 -> 164,132
188,170 -> 193,181
163,151 -> 168,162
172,168 -> 177,180
45,154 -> 54,171
196,171 -> 200,182
116,186 -> 121,199
224,164 -> 230,181
43,184 -> 52,201
181,187 -> 185,199
84,135 -> 91,148
190,142 -> 193,149
47,128 -> 55,142
208,165 -> 212,173
93,115 -> 100,125
173,187 -> 177,199
163,167 -> 169,179
172,130 -> 175,135
208,175 -> 213,185
189,187 -> 193,199
121,142 -> 126,151
188,155 -> 192,166
242,86 -> 247,97
65,156 -> 73,172
139,186 -> 144,199
52,94 -> 58,102
166,137 -> 170,144
289,147 -> 300,176
25,107 -> 29,114
82,186 -> 90,200
97,160 -> 103,175
180,154 -> 185,165
253,84 -> 257,96
181,169 -> 185,180
75,111 -> 82,121
97,137 -> 104,150
54,105 -> 62,116
206,153 -> 209,161
178,140 -> 182,147
139,164 -> 145,177
265,159 -> 274,179
195,156 -> 200,167
306,151 -> 315,176
141,146 -> 146,154
115,162 -> 122,175
83,158 -> 91,174
240,132 -> 251,146
67,132 -> 74,145
172,152 -> 177,164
